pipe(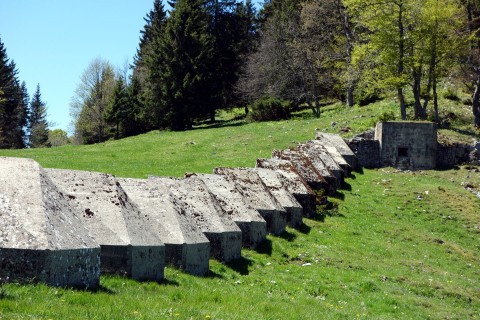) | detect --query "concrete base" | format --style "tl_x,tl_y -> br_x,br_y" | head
256,158 -> 317,217
195,173 -> 267,248
0,157 -> 100,288
150,176 -> 242,262
214,168 -> 287,235
254,168 -> 303,227
0,248 -> 100,289
46,169 -> 166,282
100,245 -> 164,281
118,178 -> 210,276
